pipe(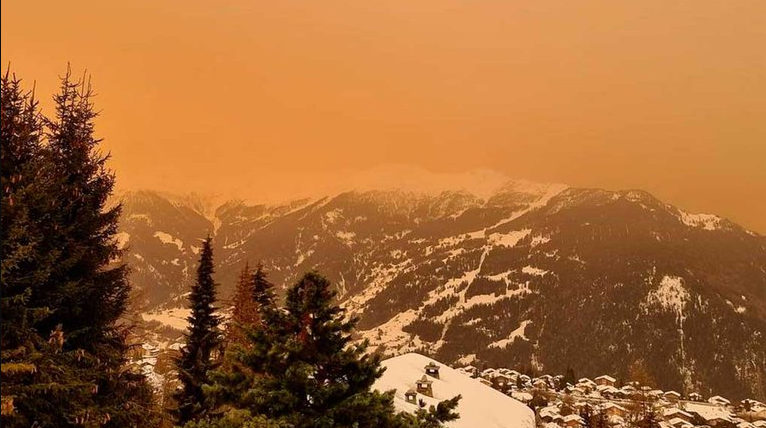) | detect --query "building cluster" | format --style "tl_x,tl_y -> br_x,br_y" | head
454,365 -> 766,428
